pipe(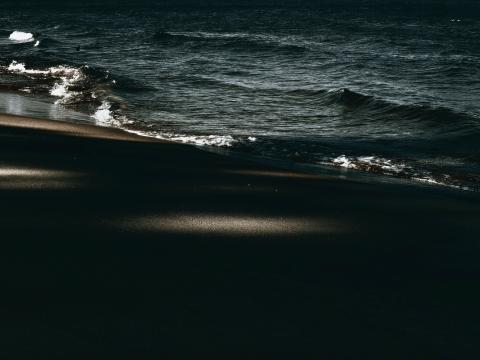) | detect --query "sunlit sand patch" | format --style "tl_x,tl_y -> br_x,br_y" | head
0,166 -> 84,189
115,214 -> 349,236
0,167 -> 68,177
